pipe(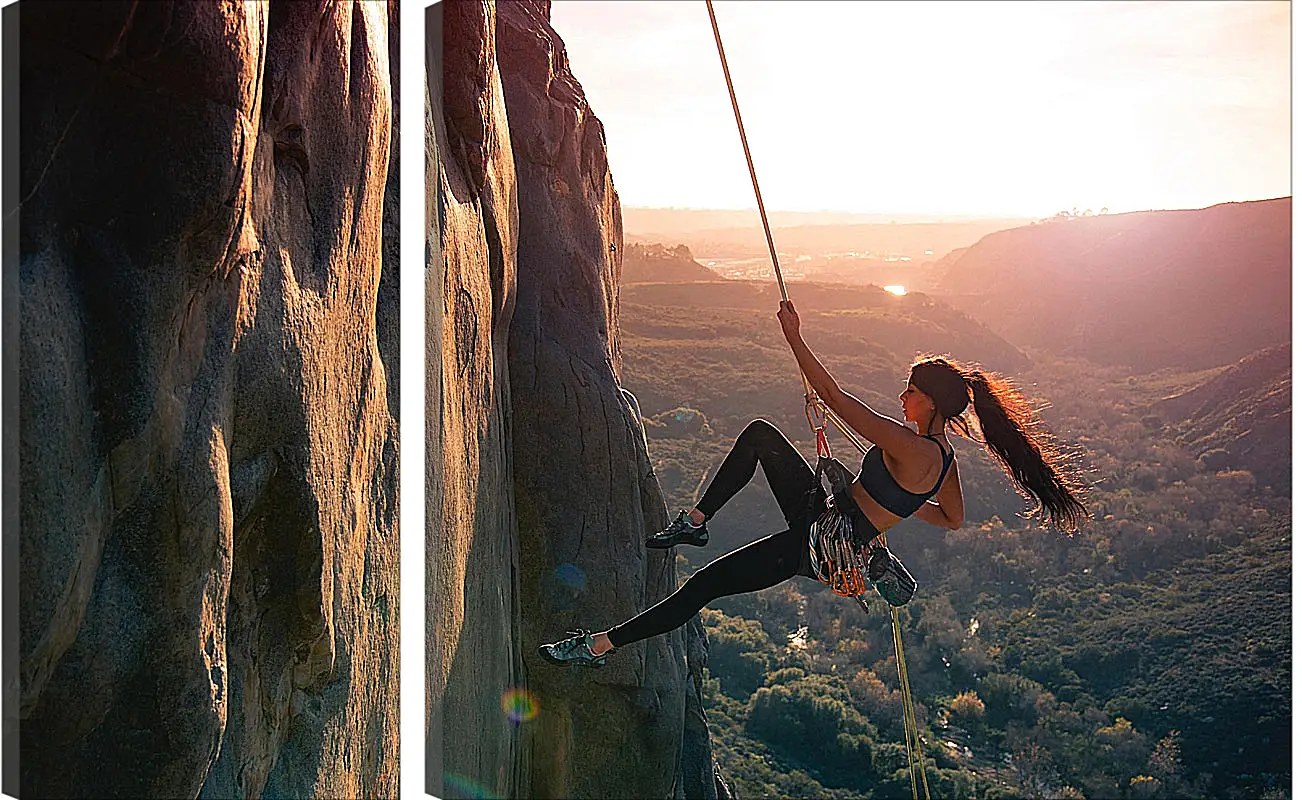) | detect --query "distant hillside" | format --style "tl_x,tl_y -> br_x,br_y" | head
1152,344 -> 1290,491
618,275 -> 1291,799
626,217 -> 1031,265
934,198 -> 1291,371
621,279 -> 1030,377
622,242 -> 719,283
624,206 -> 1022,233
